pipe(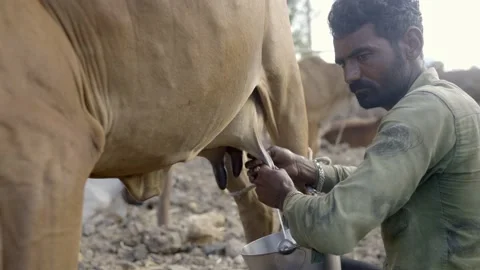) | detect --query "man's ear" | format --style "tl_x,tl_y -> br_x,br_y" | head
403,26 -> 424,60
